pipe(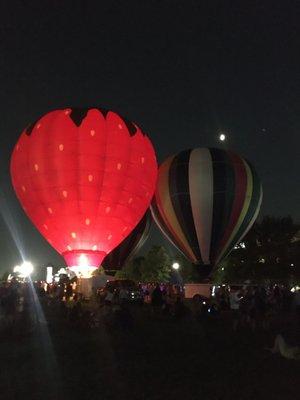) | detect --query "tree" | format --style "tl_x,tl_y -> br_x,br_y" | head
141,246 -> 172,282
115,246 -> 172,282
115,256 -> 145,281
212,216 -> 300,284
